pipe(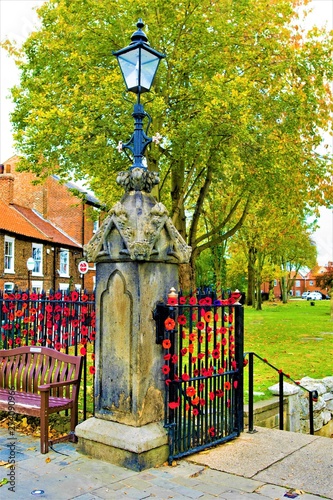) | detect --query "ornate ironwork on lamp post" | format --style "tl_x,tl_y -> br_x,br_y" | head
113,19 -> 165,192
